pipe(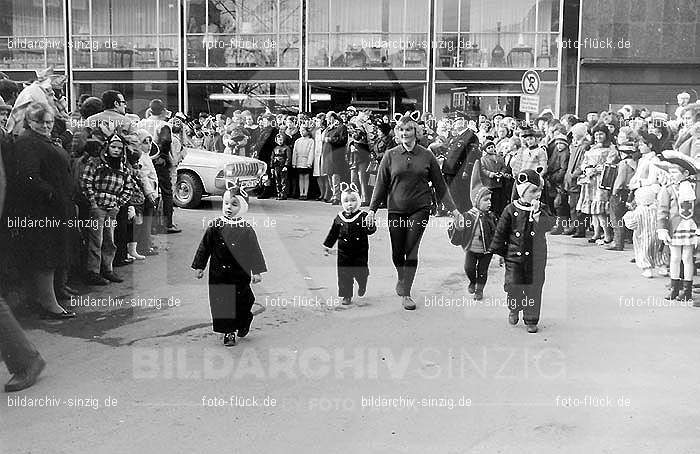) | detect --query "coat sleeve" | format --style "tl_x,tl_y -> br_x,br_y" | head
489,207 -> 512,257
80,159 -> 98,208
656,187 -> 671,232
368,150 -> 391,211
323,217 -> 340,248
429,152 -> 457,212
245,226 -> 268,275
192,227 -> 213,270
